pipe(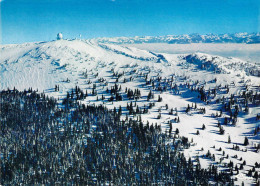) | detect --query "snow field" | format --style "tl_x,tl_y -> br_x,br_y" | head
1,39 -> 259,185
